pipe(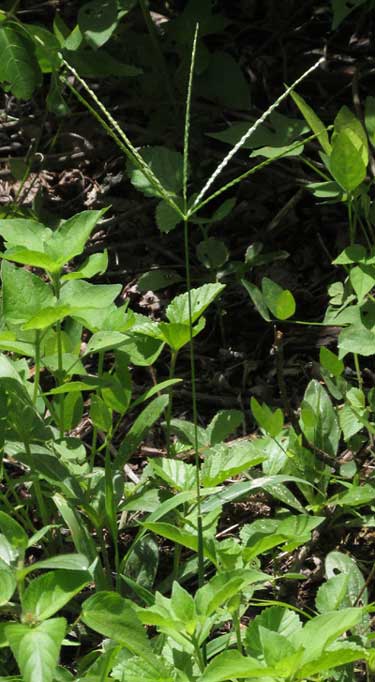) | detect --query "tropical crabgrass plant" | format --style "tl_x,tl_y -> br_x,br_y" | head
0,25 -> 371,682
